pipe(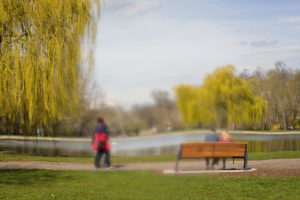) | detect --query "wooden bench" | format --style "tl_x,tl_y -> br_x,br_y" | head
175,142 -> 248,171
